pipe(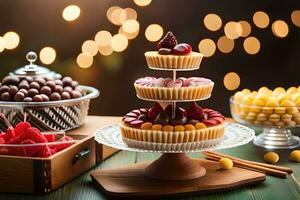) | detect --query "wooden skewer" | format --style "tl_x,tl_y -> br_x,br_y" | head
203,152 -> 289,178
203,151 -> 293,174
